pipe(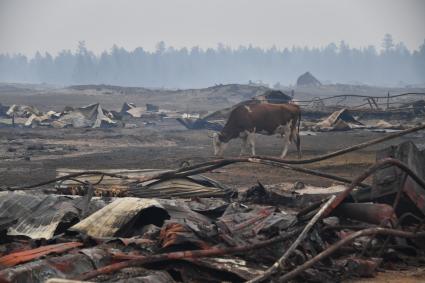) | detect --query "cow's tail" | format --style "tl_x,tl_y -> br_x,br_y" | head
296,110 -> 302,159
